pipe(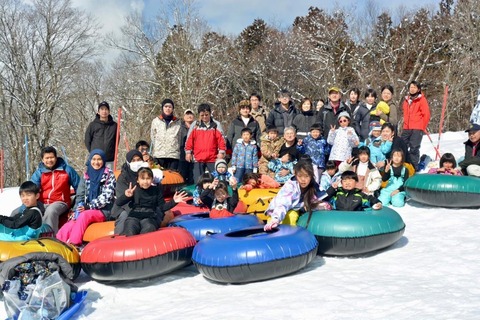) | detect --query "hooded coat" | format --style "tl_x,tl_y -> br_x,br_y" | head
84,114 -> 118,162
